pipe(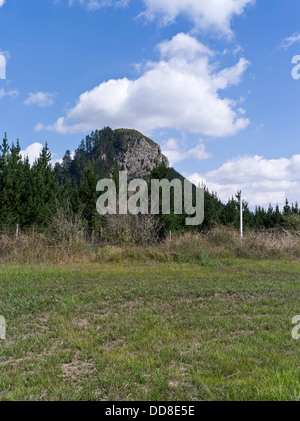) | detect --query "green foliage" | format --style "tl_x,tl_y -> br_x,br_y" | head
0,129 -> 298,235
